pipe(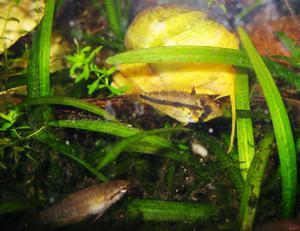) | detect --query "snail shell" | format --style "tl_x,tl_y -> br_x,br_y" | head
114,4 -> 239,97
